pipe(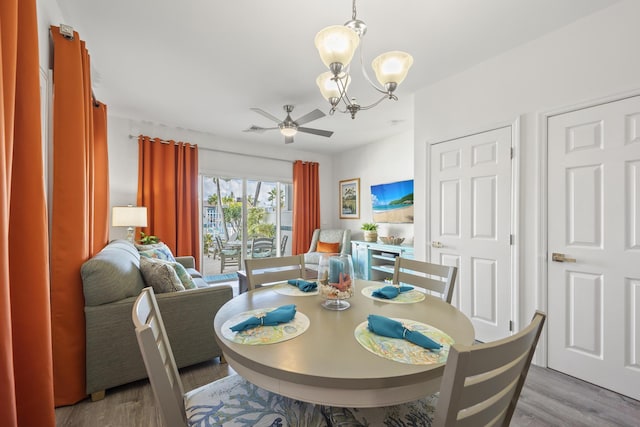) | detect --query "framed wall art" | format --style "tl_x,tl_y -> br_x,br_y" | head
371,179 -> 414,223
339,178 -> 360,219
